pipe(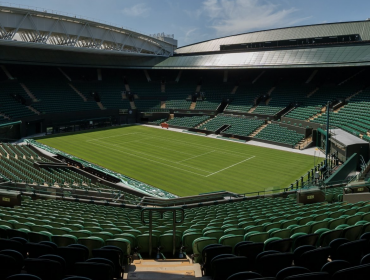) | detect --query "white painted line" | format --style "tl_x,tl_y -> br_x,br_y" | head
89,141 -> 208,177
205,156 -> 256,177
90,139 -> 213,173
86,132 -> 141,142
146,134 -> 252,158
177,150 -> 215,163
